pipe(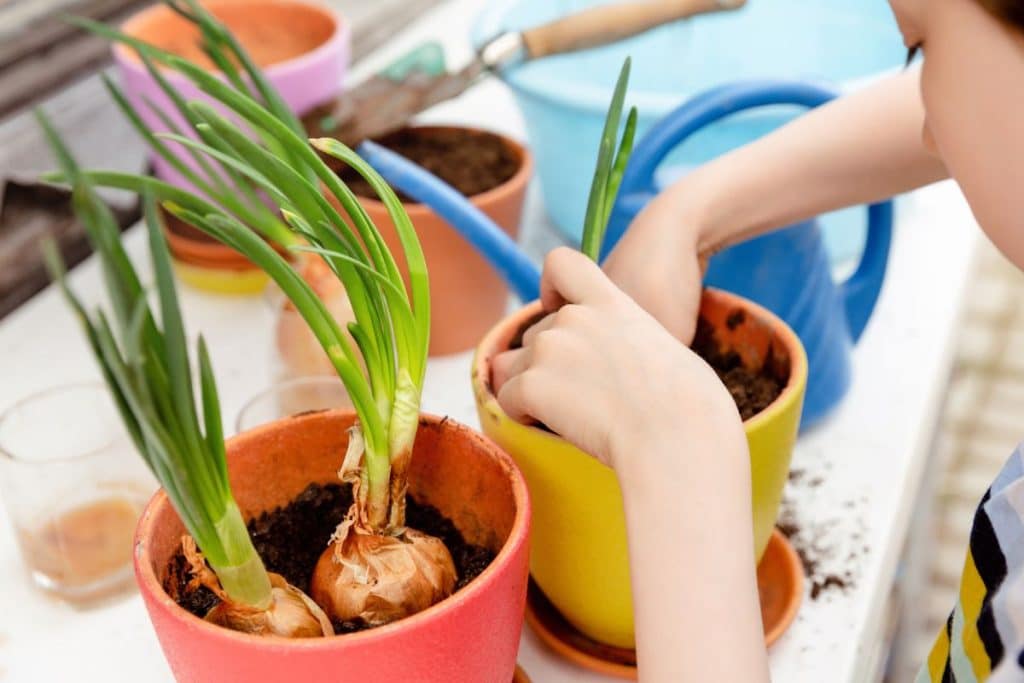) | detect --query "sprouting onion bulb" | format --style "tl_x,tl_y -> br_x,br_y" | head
63,2 -> 457,626
580,57 -> 638,263
37,111 -> 331,638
